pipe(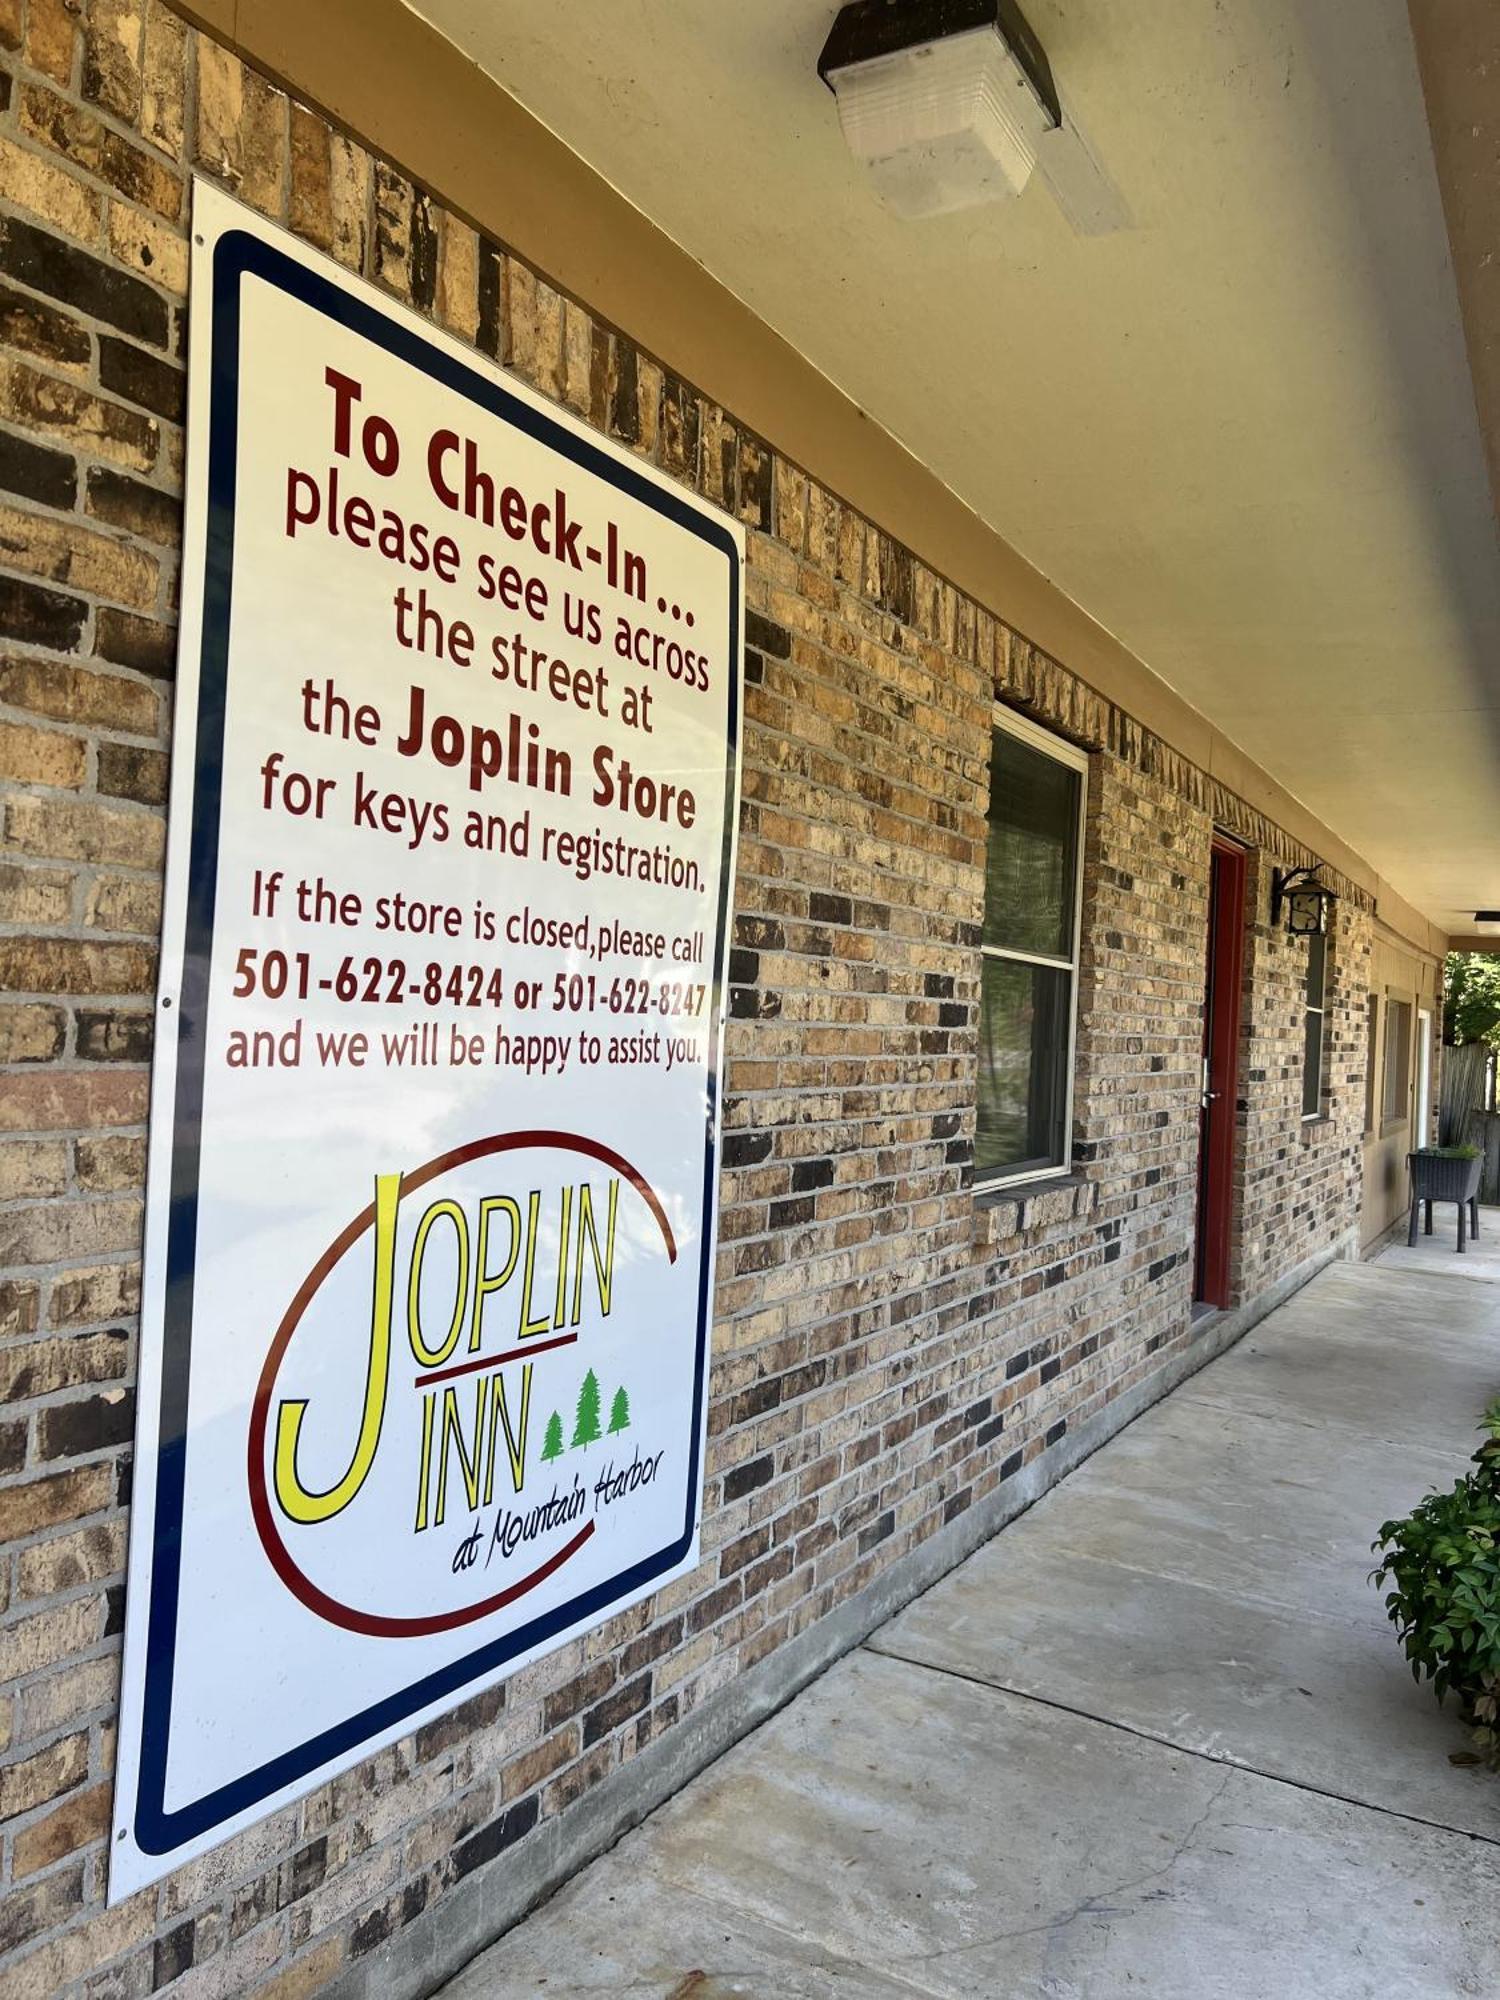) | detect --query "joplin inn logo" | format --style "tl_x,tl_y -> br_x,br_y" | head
247,1133 -> 675,1636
